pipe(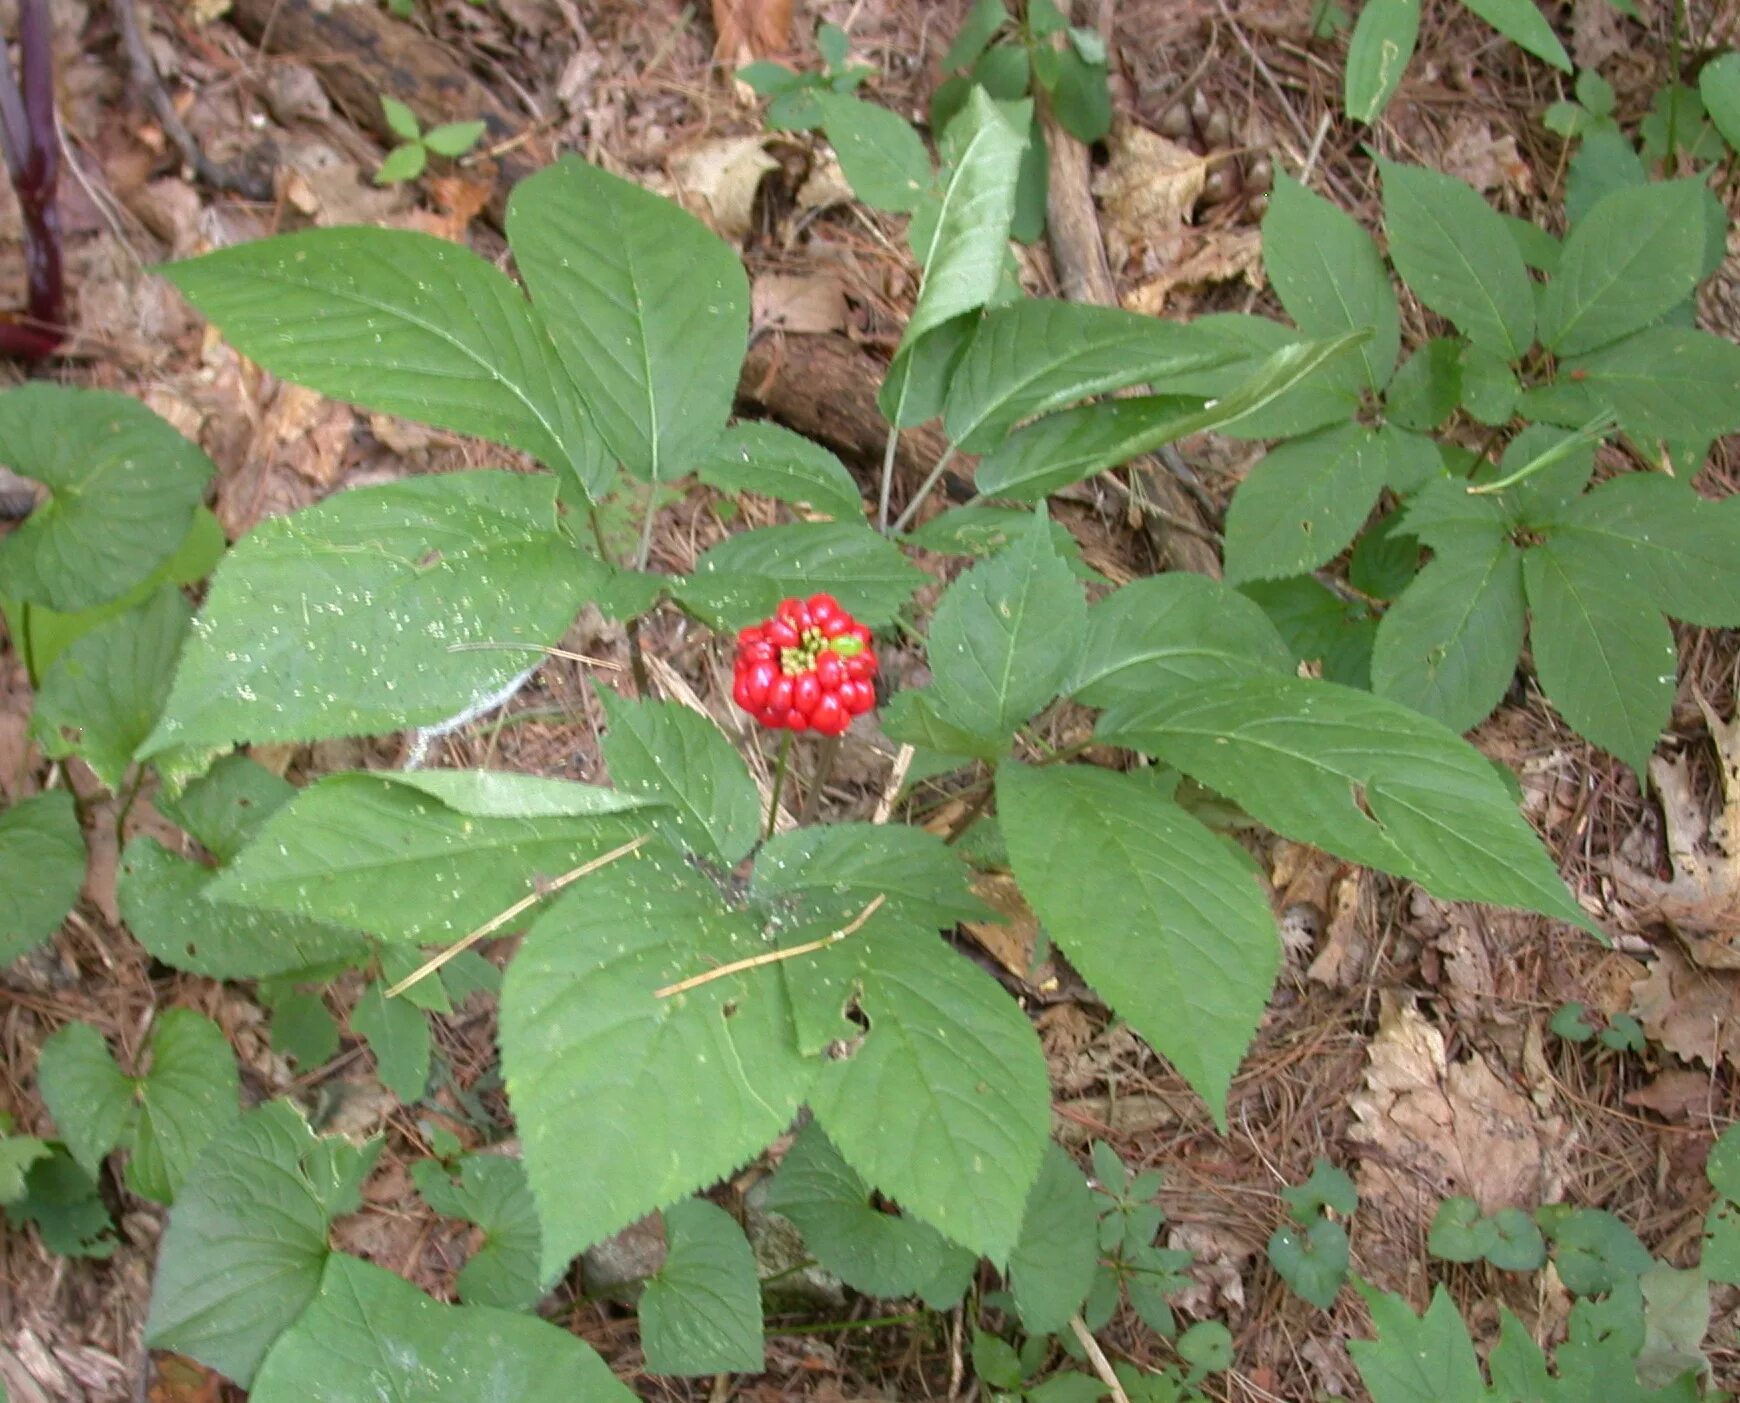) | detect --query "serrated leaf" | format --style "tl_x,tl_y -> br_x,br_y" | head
1495,423 -> 1597,527
1224,422 -> 1389,583
1241,577 -> 1377,688
1399,475 -> 1513,553
375,142 -> 427,186
1380,159 -> 1534,357
923,511 -> 1085,744
422,120 -> 485,157
904,504 -> 1087,568
119,837 -> 369,978
942,300 -> 1240,453
1530,328 -> 1740,444
1459,341 -> 1519,424
764,1122 -> 950,1298
1348,510 -> 1422,600
1538,180 -> 1708,355
0,1132 -> 49,1206
30,588 -> 190,791
1000,764 -> 1278,1122
1097,675 -> 1593,930
411,1154 -> 544,1309
157,753 -> 293,864
598,692 -> 760,867
36,1022 -> 134,1179
1268,1218 -> 1349,1309
352,983 -> 430,1102
142,472 -> 596,755
270,991 -> 340,1069
250,1253 -> 631,1401
1523,539 -> 1675,775
694,422 -> 864,520
1007,1144 -> 1099,1335
680,520 -> 925,629
803,921 -> 1049,1262
131,1010 -> 242,1204
1344,0 -> 1419,122
1264,174 -> 1400,389
1385,337 -> 1462,432
208,770 -> 651,944
508,155 -> 746,484
639,1198 -> 764,1374
1165,313 -> 1361,440
501,854 -> 812,1273
879,687 -> 1006,761
1549,472 -> 1740,626
10,1146 -> 117,1258
0,791 -> 85,966
0,386 -> 213,612
754,823 -> 990,930
1702,53 -> 1740,151
974,330 -> 1367,500
162,230 -> 606,493
1371,542 -> 1526,732
1458,0 -> 1570,69
1349,1285 -> 1485,1401
1067,574 -> 1291,710
816,93 -> 932,212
